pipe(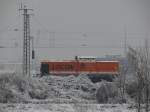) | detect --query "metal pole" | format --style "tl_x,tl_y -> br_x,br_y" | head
19,6 -> 33,76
